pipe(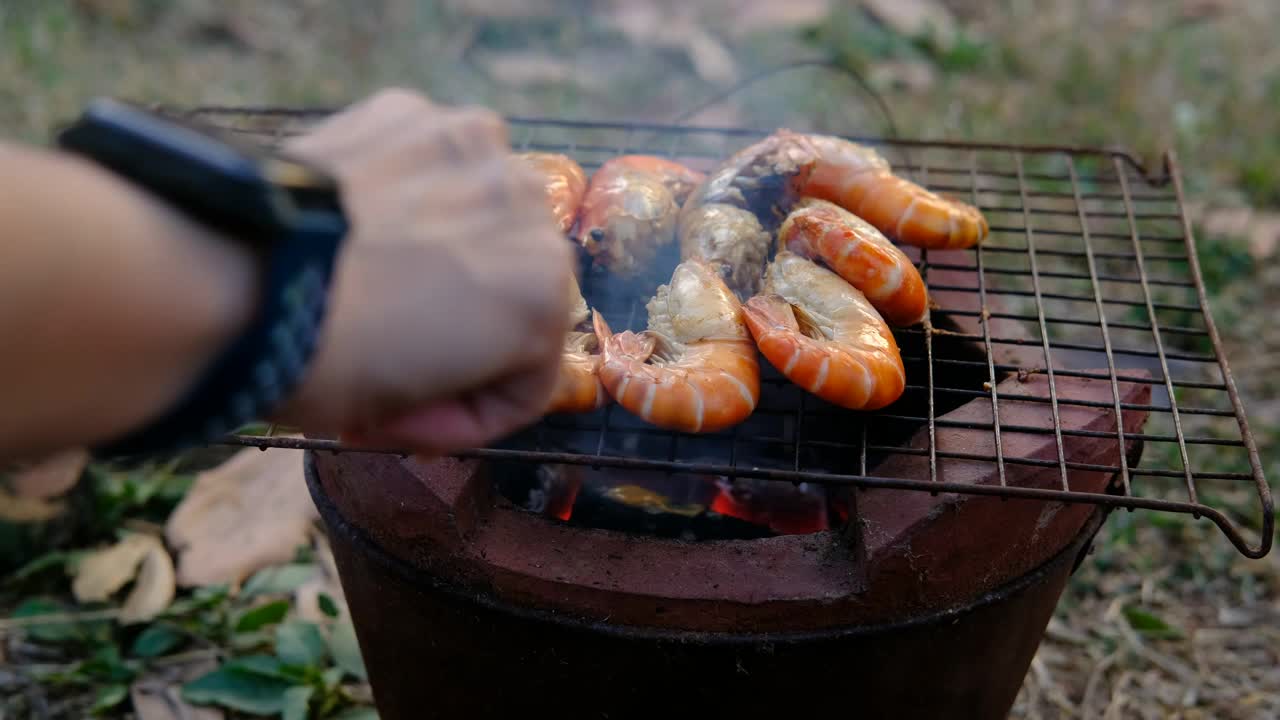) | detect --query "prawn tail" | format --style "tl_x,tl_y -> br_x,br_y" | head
741,294 -> 800,340
593,311 -> 656,364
